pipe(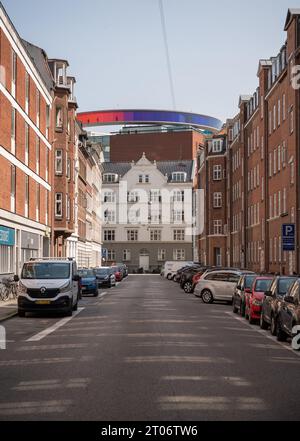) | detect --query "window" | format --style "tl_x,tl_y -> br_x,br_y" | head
36,137 -> 40,174
128,191 -> 139,203
213,165 -> 222,180
55,149 -> 63,175
104,210 -> 115,222
173,249 -> 185,261
108,250 -> 116,261
0,245 -> 14,274
66,196 -> 70,221
145,175 -> 150,183
127,230 -> 138,241
36,90 -> 40,128
104,191 -> 115,203
278,191 -> 281,216
103,173 -> 118,183
123,249 -> 131,261
10,165 -> 16,213
25,72 -> 29,114
36,184 -> 40,222
67,158 -> 71,180
278,99 -> 281,126
25,122 -> 29,166
158,249 -> 166,261
283,94 -> 286,120
11,107 -> 16,154
104,230 -> 115,241
282,141 -> 286,167
213,192 -> 222,208
173,229 -> 185,241
283,188 -> 287,213
213,220 -> 222,235
212,139 -> 223,153
55,107 -> 63,129
291,160 -> 295,184
150,190 -> 161,202
172,190 -> 184,202
269,195 -> 273,219
261,136 -> 264,160
172,209 -> 184,223
45,149 -> 49,182
138,175 -> 143,183
45,190 -> 49,226
11,49 -> 16,98
269,153 -> 272,177
55,193 -> 63,218
273,149 -> 277,174
278,146 -> 281,172
172,172 -> 187,183
150,230 -> 161,241
290,109 -> 294,134
25,175 -> 29,218
46,105 -> 50,138
274,193 -> 277,218
269,111 -> 272,135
